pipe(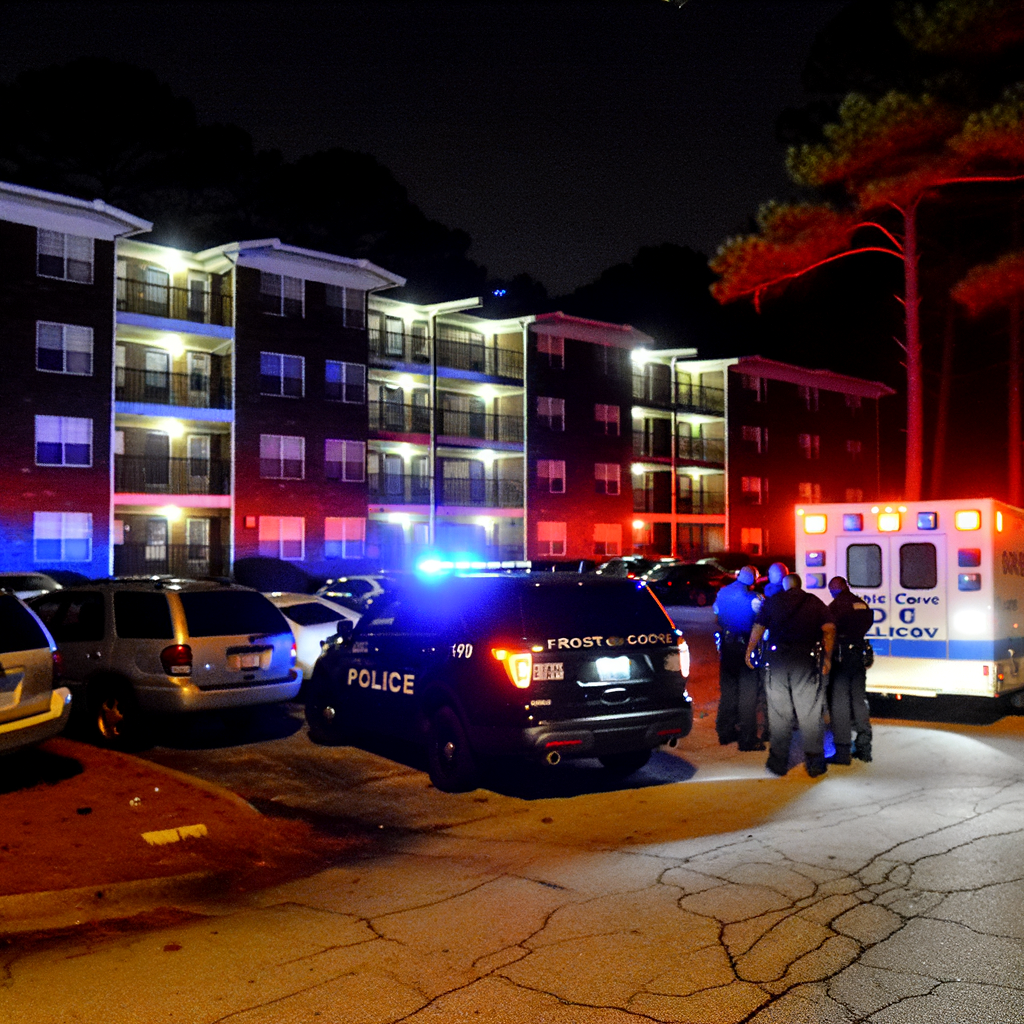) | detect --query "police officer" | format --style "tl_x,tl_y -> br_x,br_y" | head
745,573 -> 835,777
712,565 -> 763,750
763,562 -> 789,598
826,576 -> 874,764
